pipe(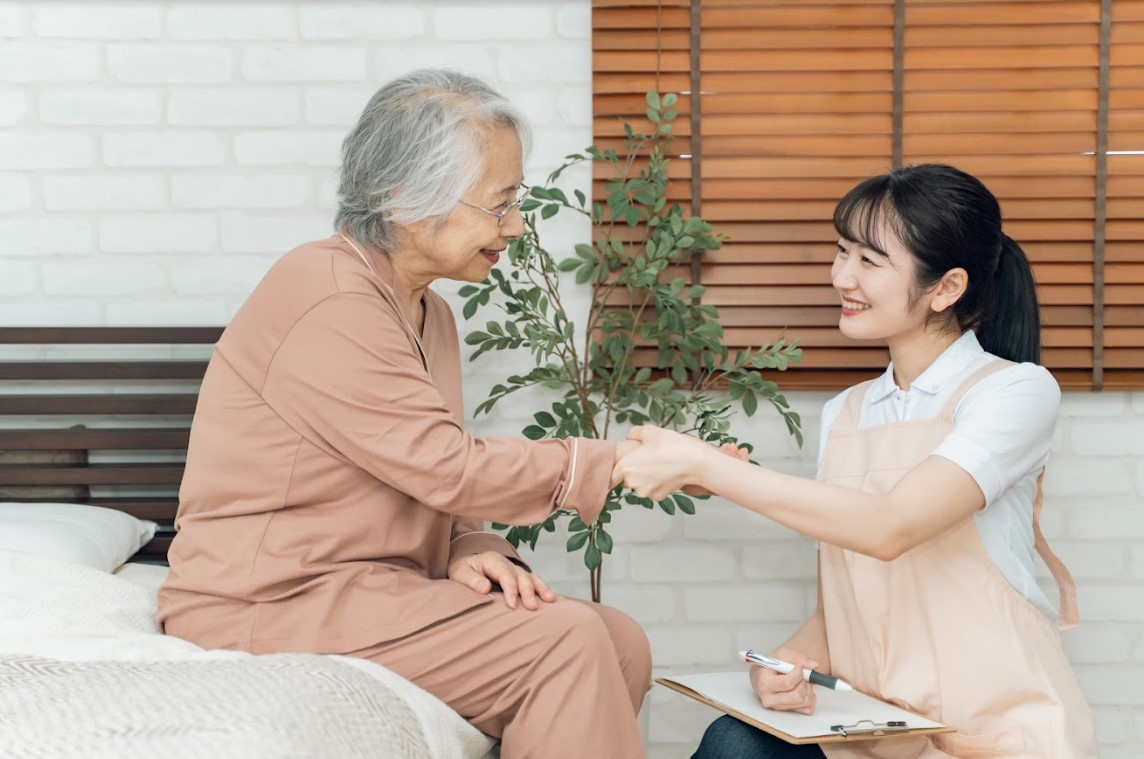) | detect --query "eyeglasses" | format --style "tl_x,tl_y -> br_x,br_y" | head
458,184 -> 530,225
